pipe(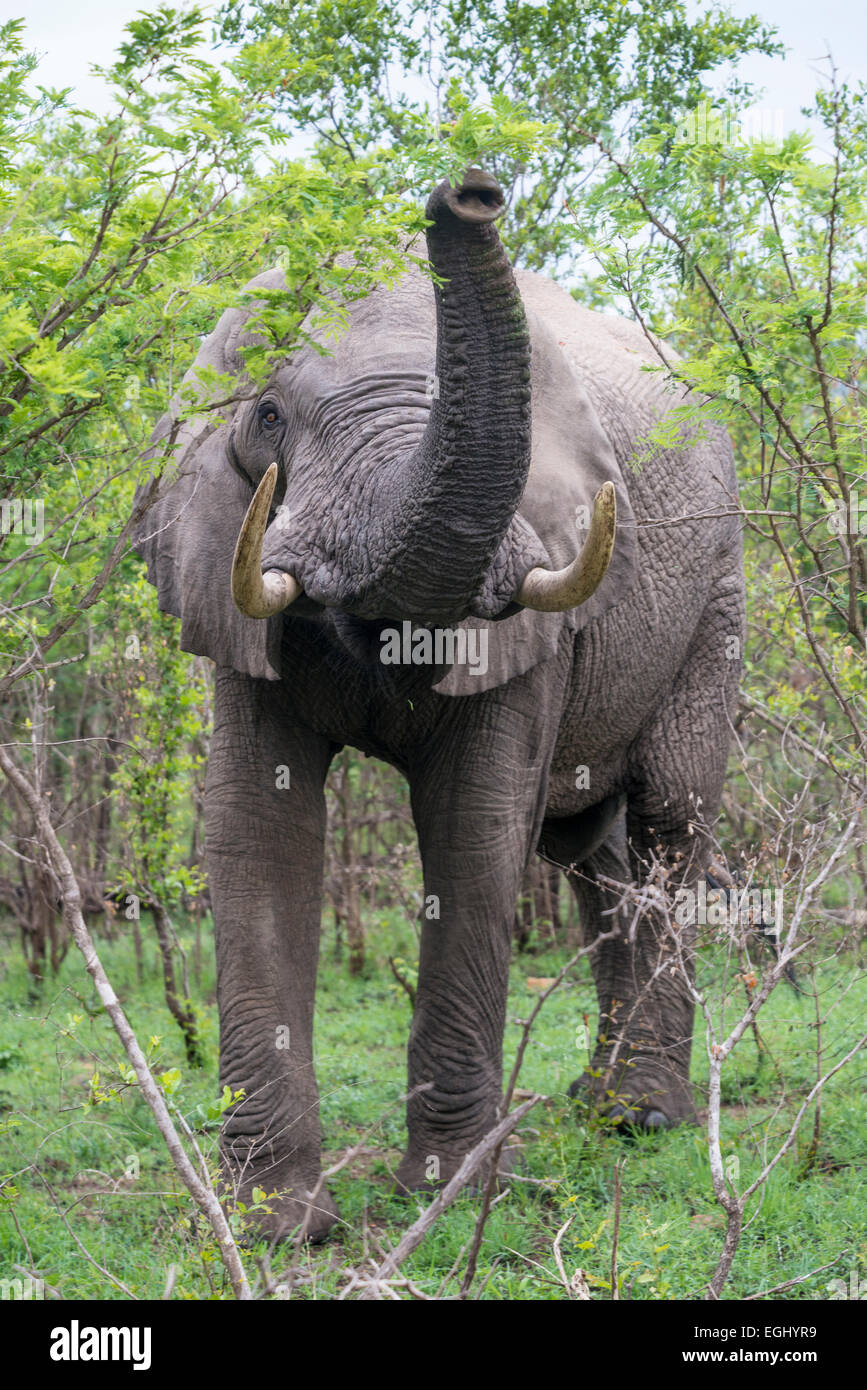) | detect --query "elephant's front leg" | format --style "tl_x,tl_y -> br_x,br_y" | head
397,669 -> 567,1191
206,667 -> 336,1242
